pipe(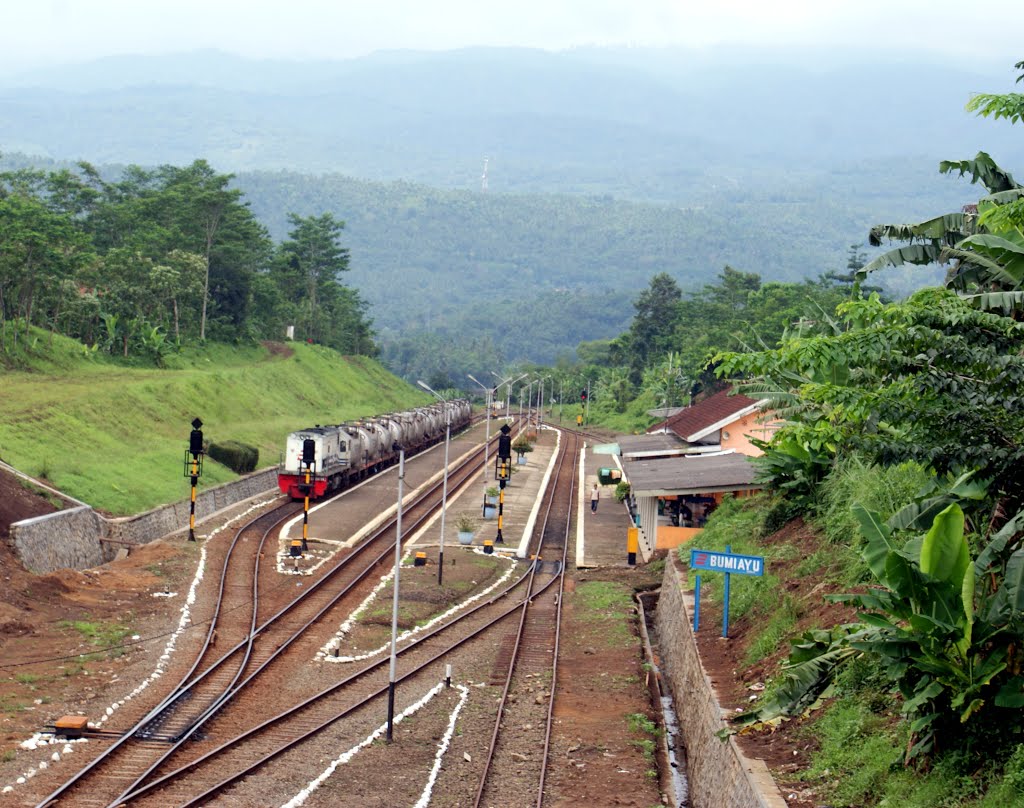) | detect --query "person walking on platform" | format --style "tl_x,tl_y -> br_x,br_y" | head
590,483 -> 600,513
